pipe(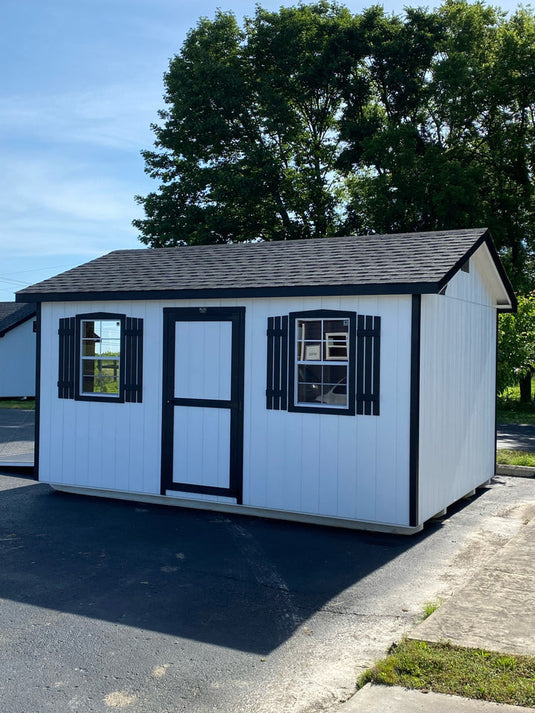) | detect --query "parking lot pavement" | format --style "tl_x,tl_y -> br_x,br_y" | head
496,422 -> 535,451
2,471 -> 535,713
0,407 -> 34,465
